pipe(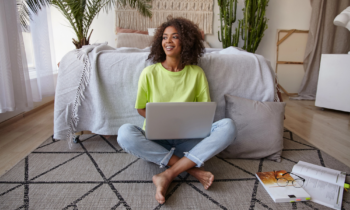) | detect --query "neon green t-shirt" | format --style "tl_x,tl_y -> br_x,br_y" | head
135,63 -> 211,130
